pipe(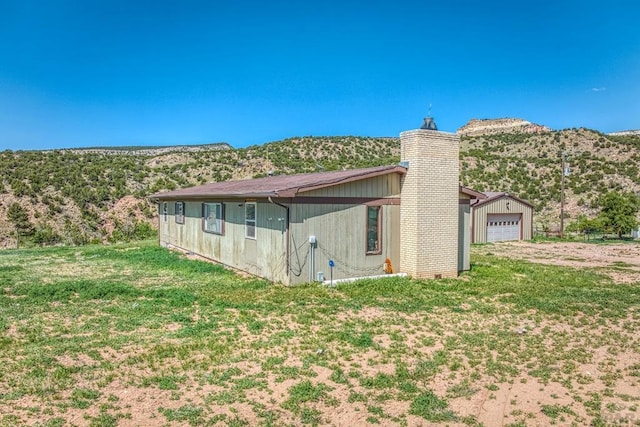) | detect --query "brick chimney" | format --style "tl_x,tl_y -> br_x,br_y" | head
399,119 -> 460,278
